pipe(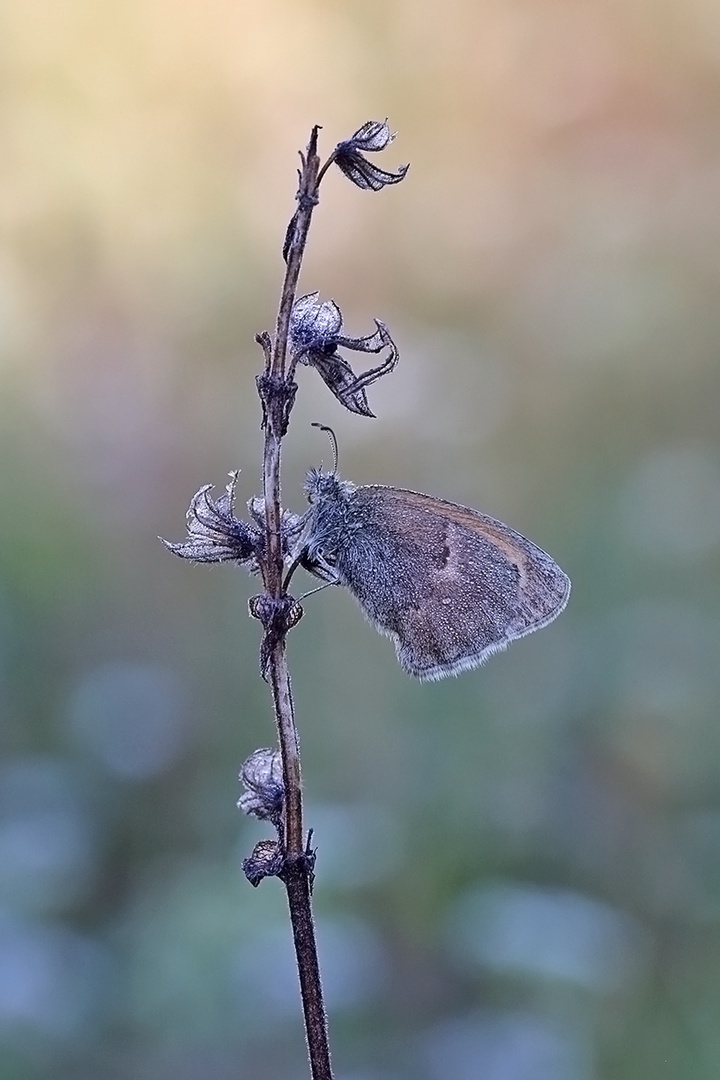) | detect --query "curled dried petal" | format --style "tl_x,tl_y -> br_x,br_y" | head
335,156 -> 409,192
310,351 -> 374,417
